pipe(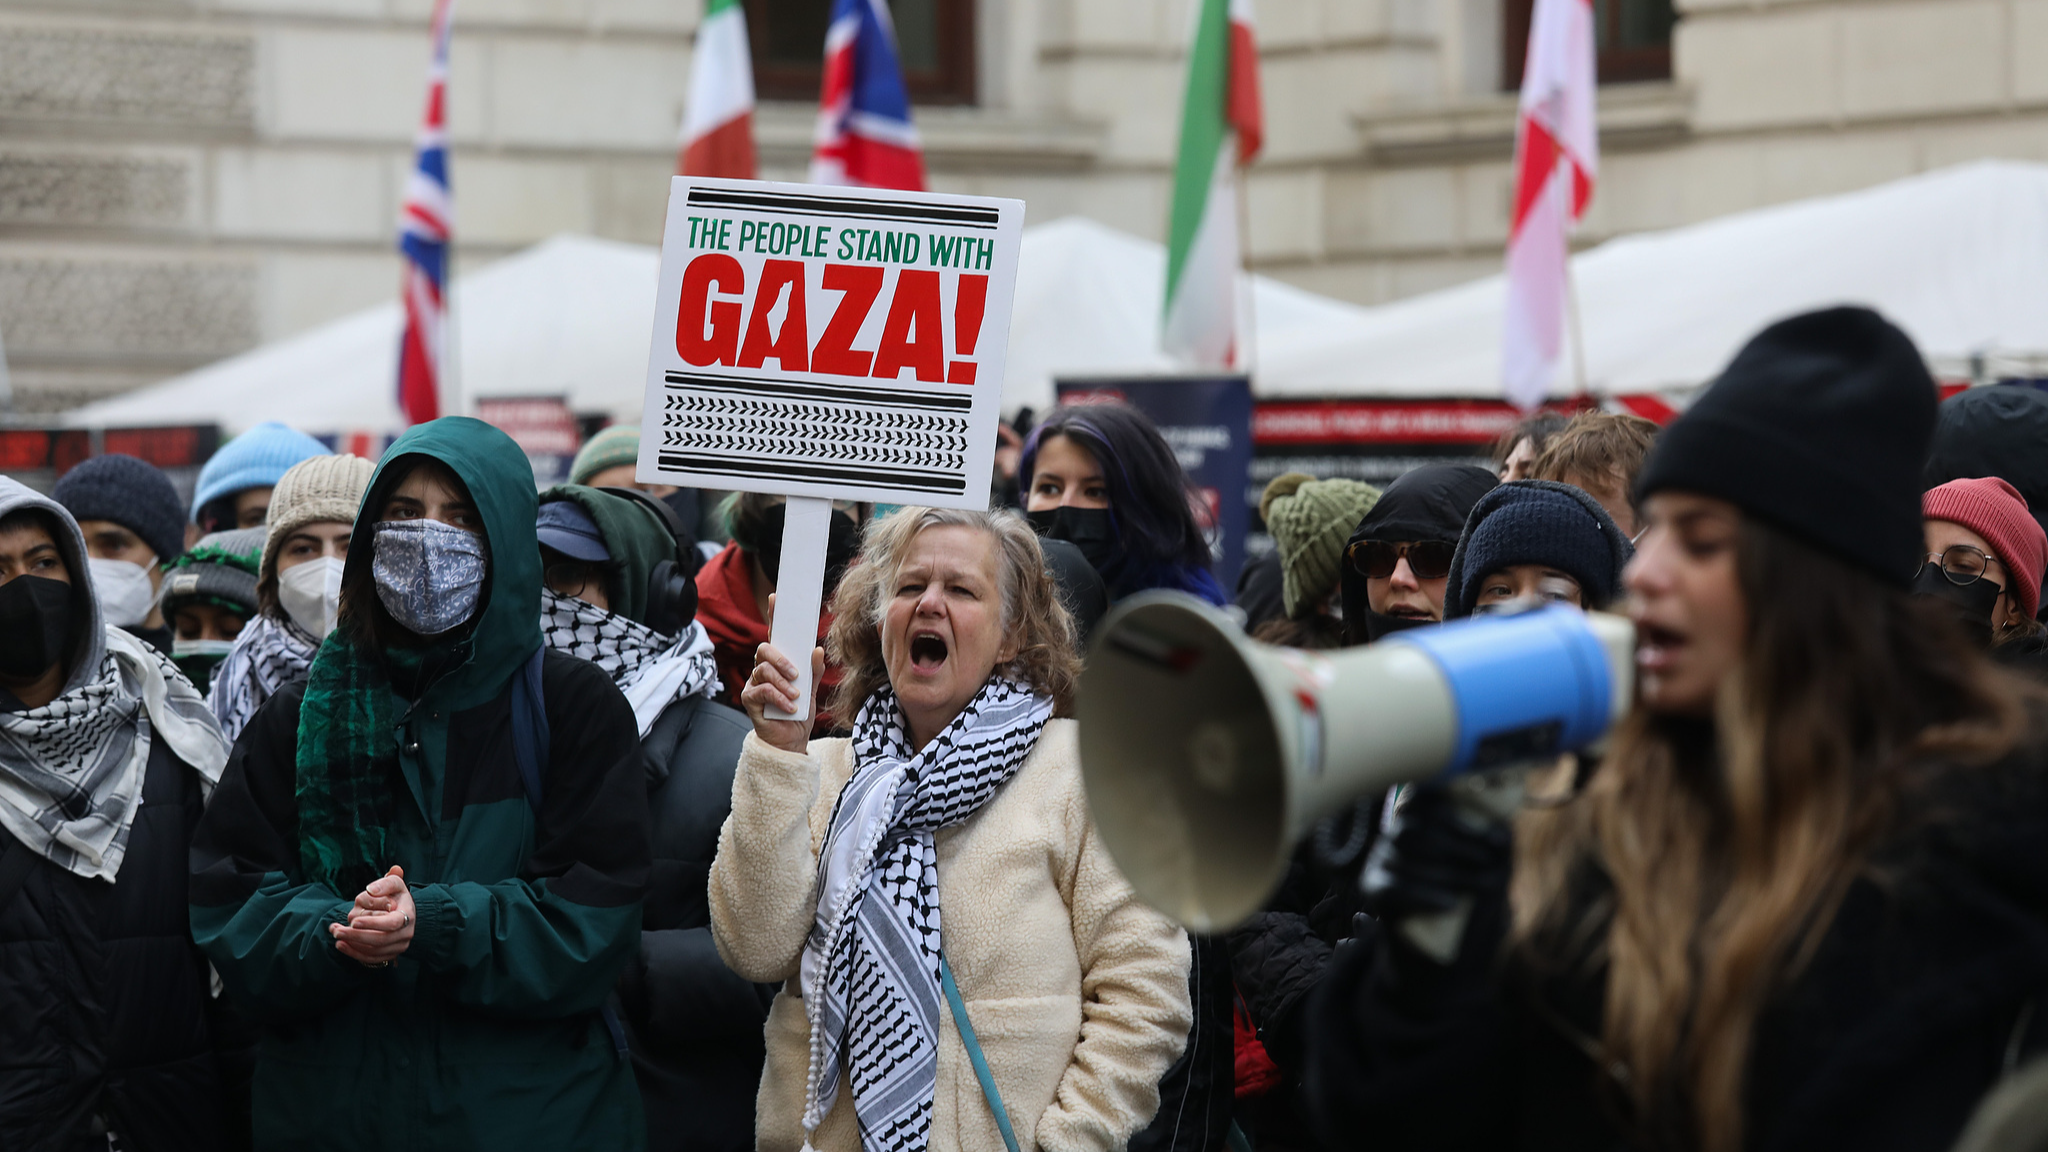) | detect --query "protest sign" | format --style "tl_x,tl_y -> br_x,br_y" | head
637,177 -> 1024,718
